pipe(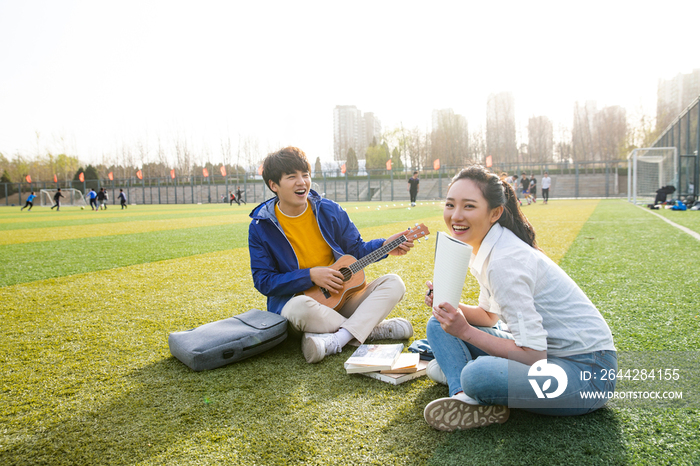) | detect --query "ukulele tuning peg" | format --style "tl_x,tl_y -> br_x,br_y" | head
415,223 -> 419,227
425,235 -> 429,241
418,239 -> 421,243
